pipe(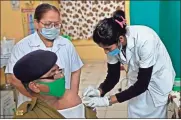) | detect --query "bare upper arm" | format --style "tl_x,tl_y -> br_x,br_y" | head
57,89 -> 82,110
